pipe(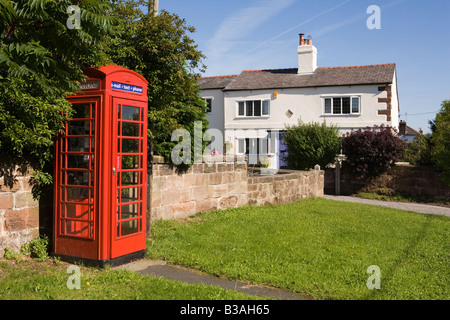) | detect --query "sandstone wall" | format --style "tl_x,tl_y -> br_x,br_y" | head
325,163 -> 450,201
151,160 -> 324,221
0,170 -> 39,255
248,169 -> 324,207
150,161 -> 249,221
